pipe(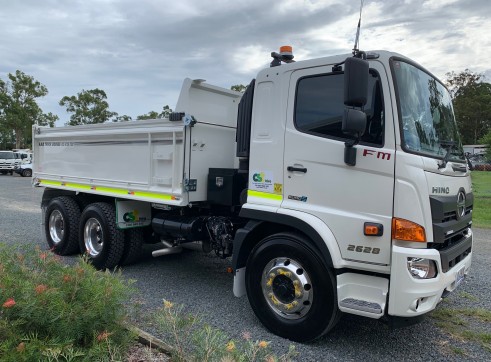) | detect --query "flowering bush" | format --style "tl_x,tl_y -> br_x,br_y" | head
0,245 -> 133,361
155,299 -> 298,362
